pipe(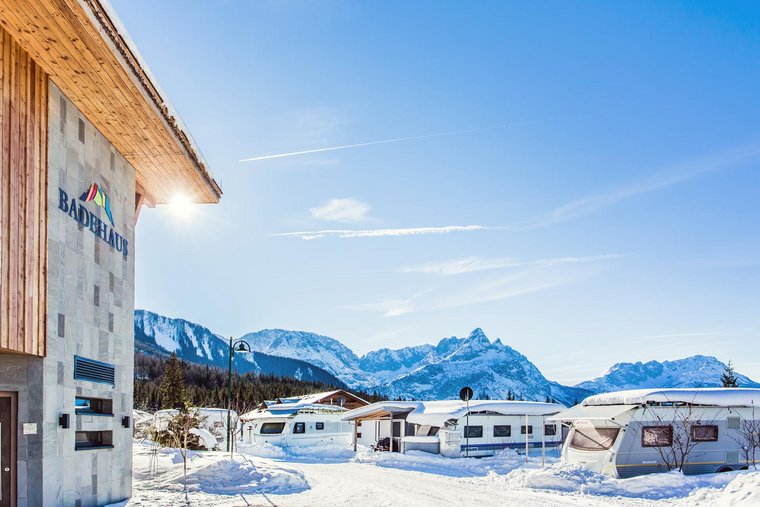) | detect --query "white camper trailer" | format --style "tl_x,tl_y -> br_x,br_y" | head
240,390 -> 369,447
551,388 -> 760,478
342,399 -> 566,457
